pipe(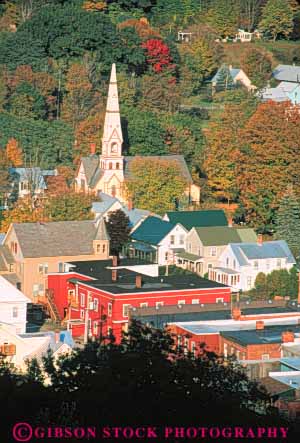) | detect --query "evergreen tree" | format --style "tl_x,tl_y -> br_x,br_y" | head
215,65 -> 235,92
274,185 -> 300,257
206,0 -> 239,38
106,209 -> 131,255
